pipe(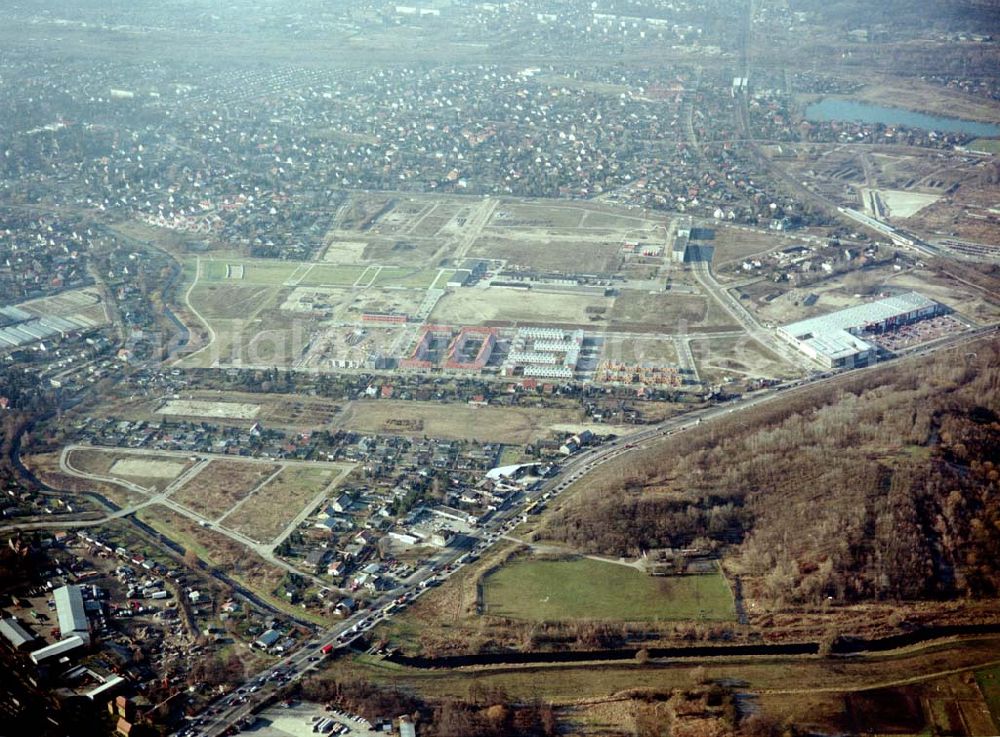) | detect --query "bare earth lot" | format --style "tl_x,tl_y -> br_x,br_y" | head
339,399 -> 584,444
430,287 -> 613,327
109,458 -> 187,479
170,460 -> 282,520
608,290 -> 739,332
601,335 -> 679,365
65,448 -> 192,492
157,399 -> 261,420
690,335 -> 798,383
220,465 -> 349,543
187,283 -> 278,320
471,231 -> 621,273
